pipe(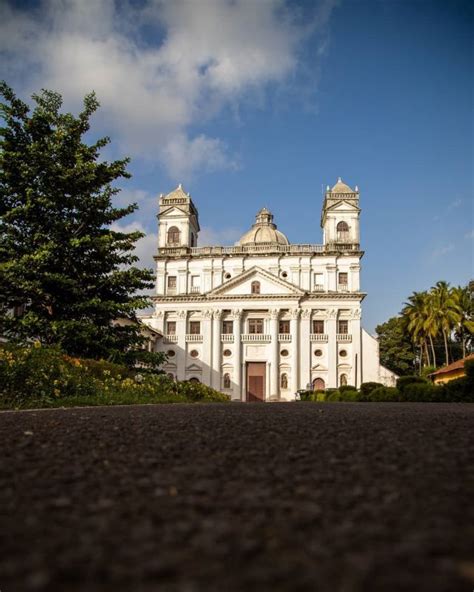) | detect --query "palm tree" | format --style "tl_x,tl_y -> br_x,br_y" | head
402,291 -> 432,371
452,285 -> 474,357
429,281 -> 461,365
